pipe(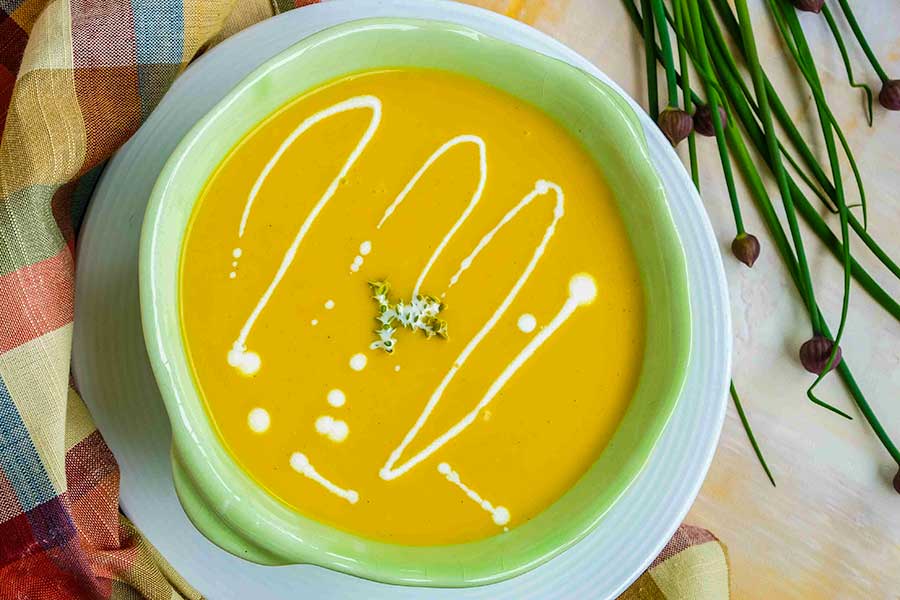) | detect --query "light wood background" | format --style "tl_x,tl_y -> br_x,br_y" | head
459,0 -> 900,597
